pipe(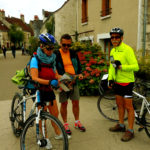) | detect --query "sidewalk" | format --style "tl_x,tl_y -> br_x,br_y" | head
0,96 -> 150,150
0,52 -> 150,150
